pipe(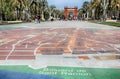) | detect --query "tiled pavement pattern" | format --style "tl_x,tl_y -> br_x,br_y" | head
0,28 -> 120,60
